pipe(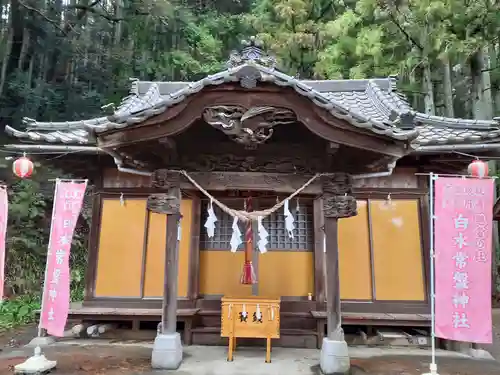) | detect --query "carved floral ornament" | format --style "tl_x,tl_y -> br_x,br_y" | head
202,105 -> 297,148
